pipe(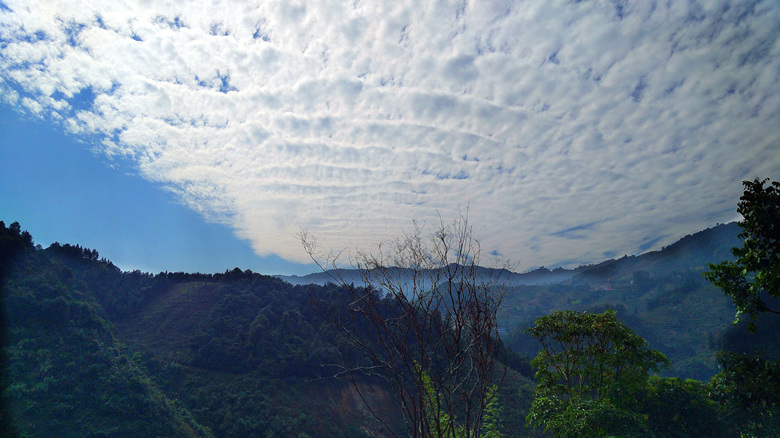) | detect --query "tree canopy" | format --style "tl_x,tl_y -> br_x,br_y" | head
705,177 -> 780,331
525,309 -> 669,437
